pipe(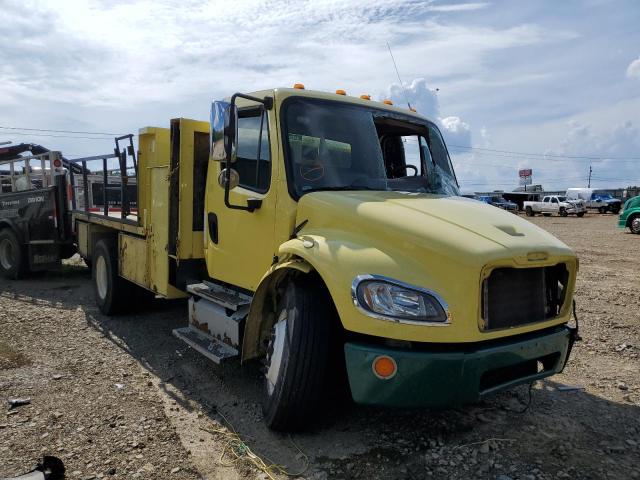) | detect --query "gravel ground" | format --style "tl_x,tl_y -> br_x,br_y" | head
1,213 -> 639,480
